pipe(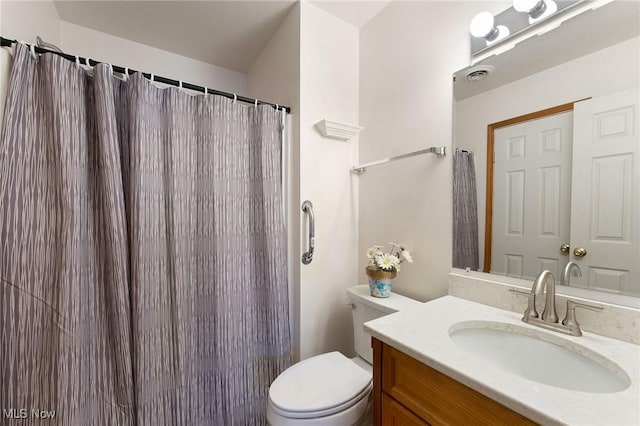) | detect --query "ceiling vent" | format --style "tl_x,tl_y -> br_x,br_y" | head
465,65 -> 494,82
